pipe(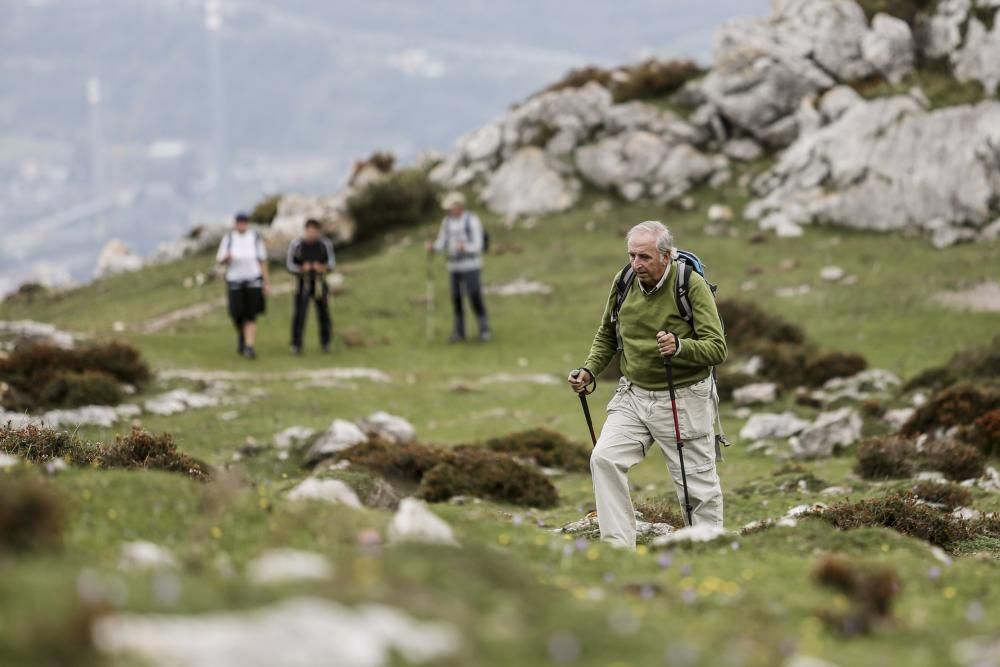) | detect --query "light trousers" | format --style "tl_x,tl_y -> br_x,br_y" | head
590,376 -> 723,550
